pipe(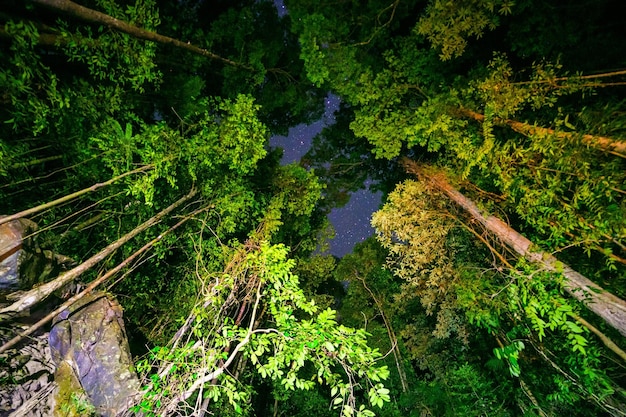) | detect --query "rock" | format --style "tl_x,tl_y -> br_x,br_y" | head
49,292 -> 140,417
2,221 -> 138,416
0,219 -> 27,291
0,217 -> 74,295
